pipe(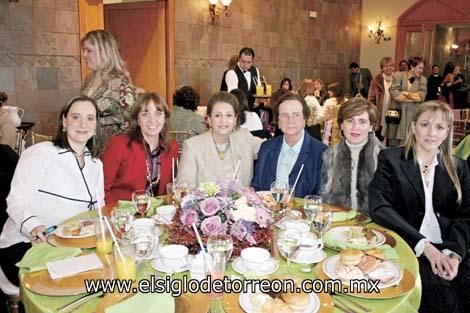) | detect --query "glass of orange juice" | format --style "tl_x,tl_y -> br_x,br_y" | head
94,218 -> 113,254
114,239 -> 136,281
